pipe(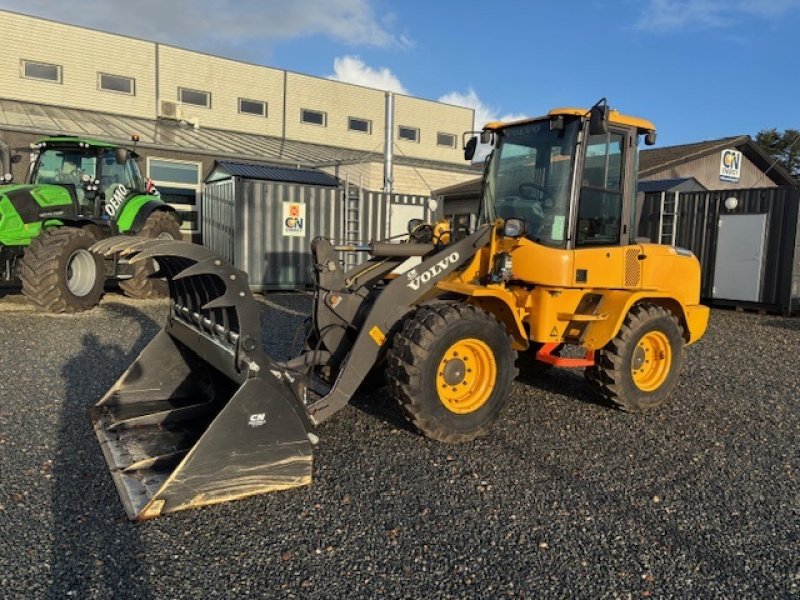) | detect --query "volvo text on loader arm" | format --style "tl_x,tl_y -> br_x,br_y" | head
90,100 -> 709,519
